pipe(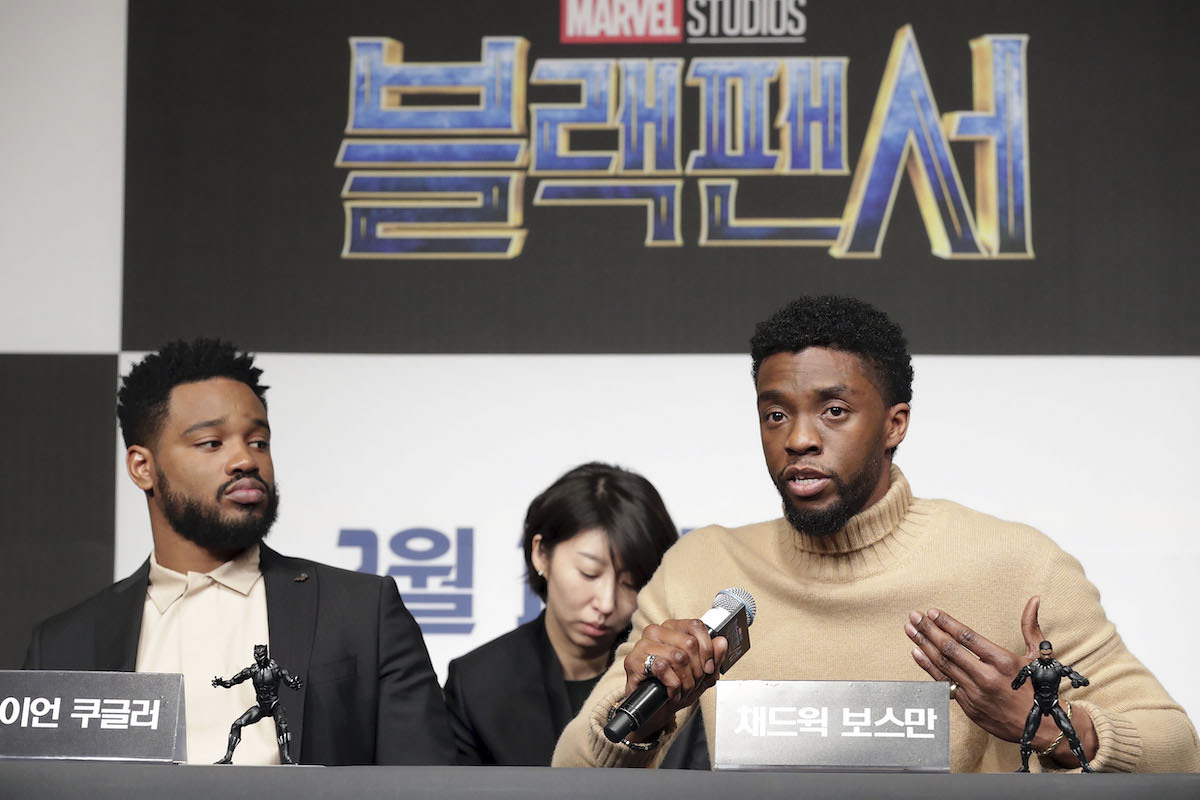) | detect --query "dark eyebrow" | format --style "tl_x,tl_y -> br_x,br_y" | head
182,417 -> 225,436
756,389 -> 784,405
758,384 -> 858,407
181,417 -> 271,436
816,384 -> 852,401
